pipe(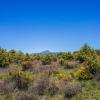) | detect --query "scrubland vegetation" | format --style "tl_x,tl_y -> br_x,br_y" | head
0,44 -> 100,100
